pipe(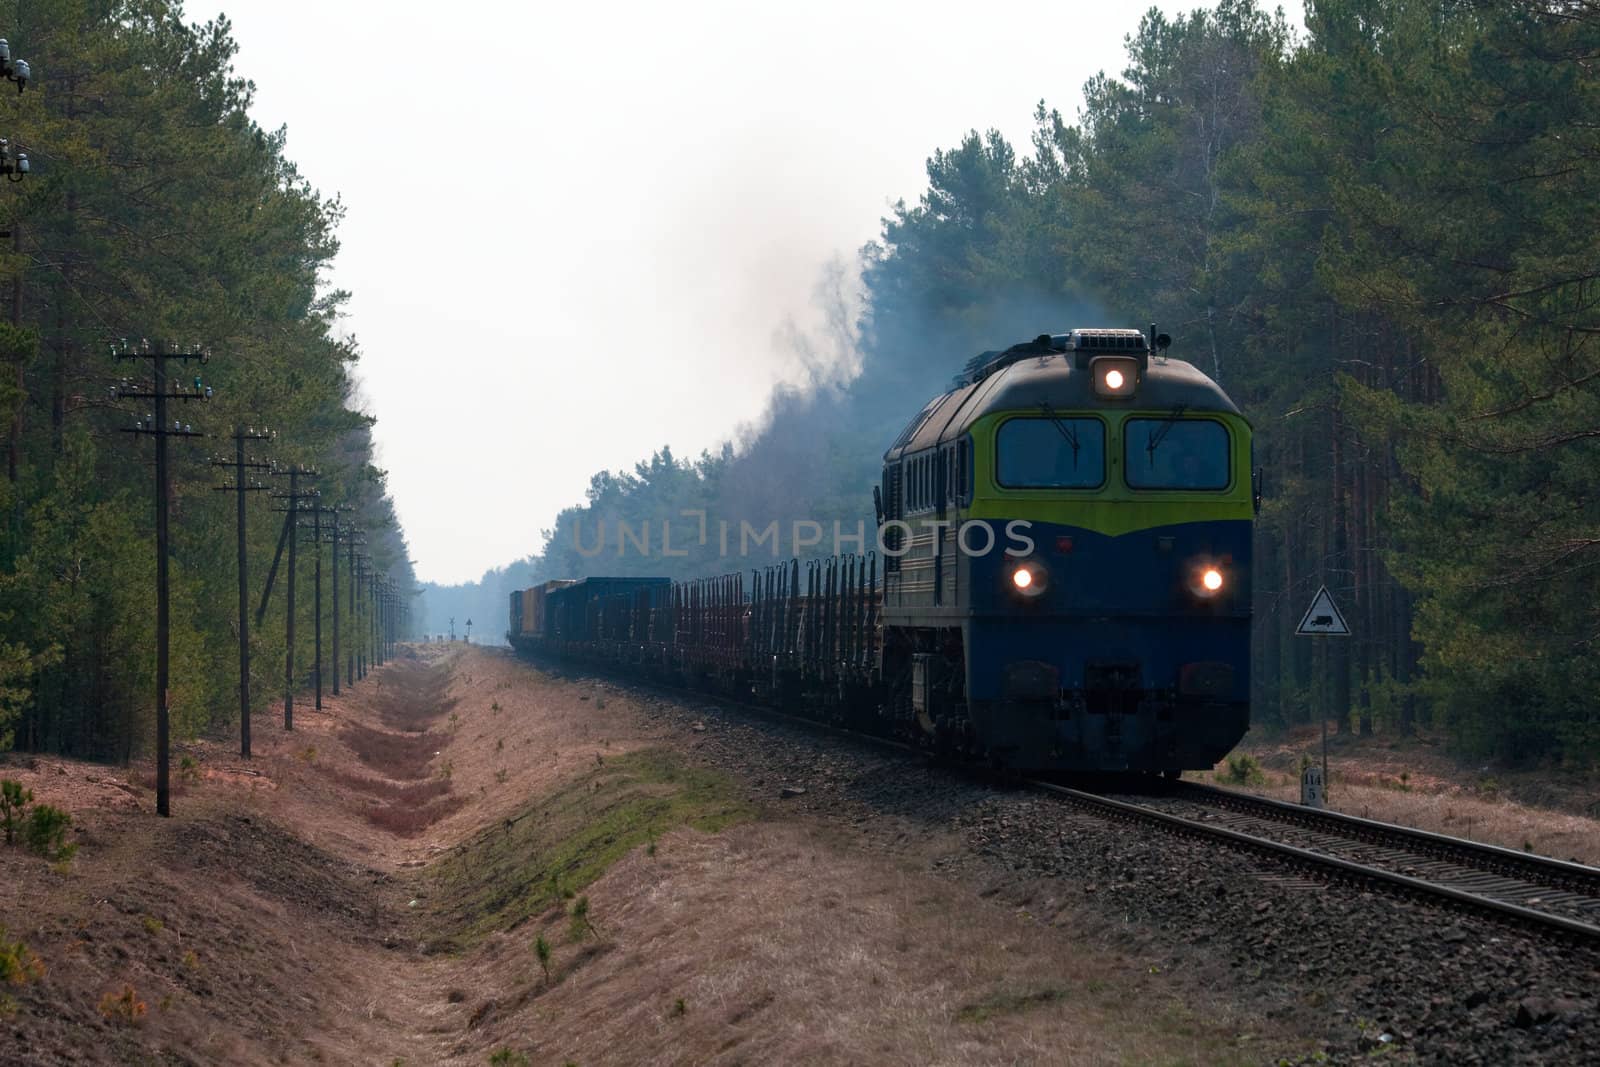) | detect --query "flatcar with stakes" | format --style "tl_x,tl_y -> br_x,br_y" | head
509,326 -> 1257,776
